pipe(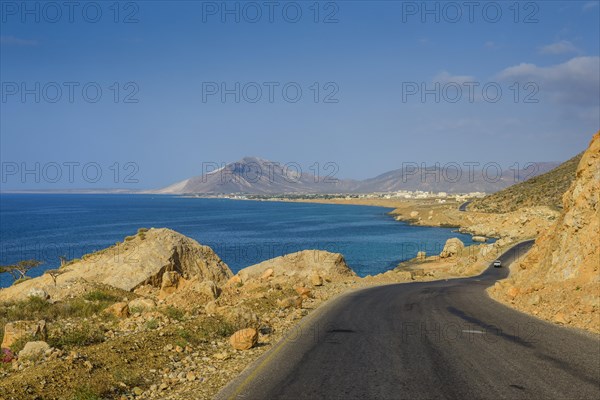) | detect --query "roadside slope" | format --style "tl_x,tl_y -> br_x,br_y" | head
489,132 -> 600,333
